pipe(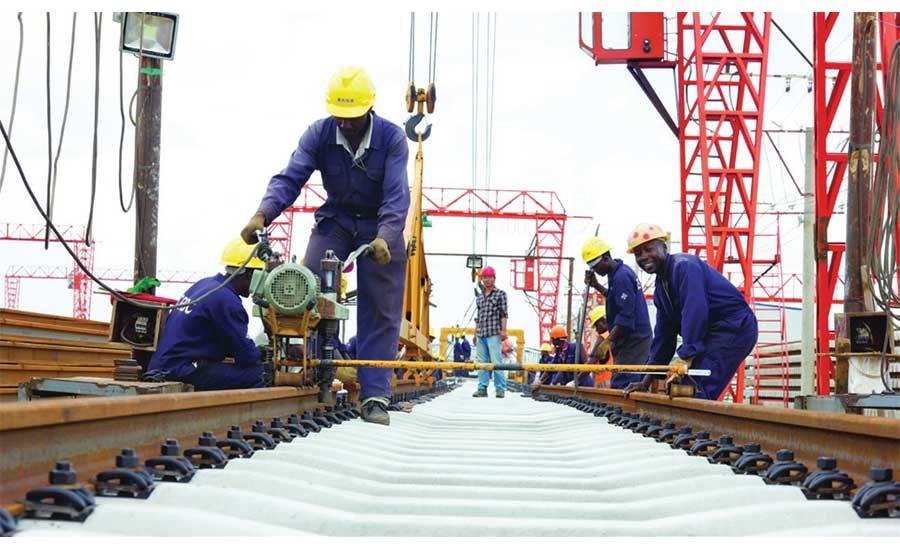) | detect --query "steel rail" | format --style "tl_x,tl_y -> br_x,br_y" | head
0,380 -> 425,512
536,385 -> 900,486
313,358 -> 690,375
